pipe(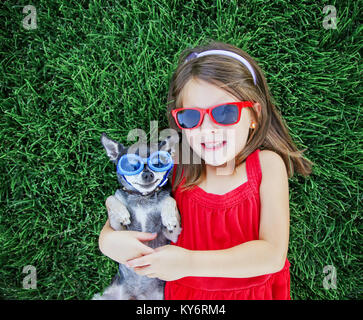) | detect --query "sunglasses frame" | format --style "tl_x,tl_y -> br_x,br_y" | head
171,101 -> 254,130
116,150 -> 173,176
